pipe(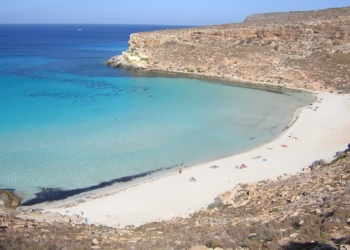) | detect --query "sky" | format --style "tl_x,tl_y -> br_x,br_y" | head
0,0 -> 349,26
